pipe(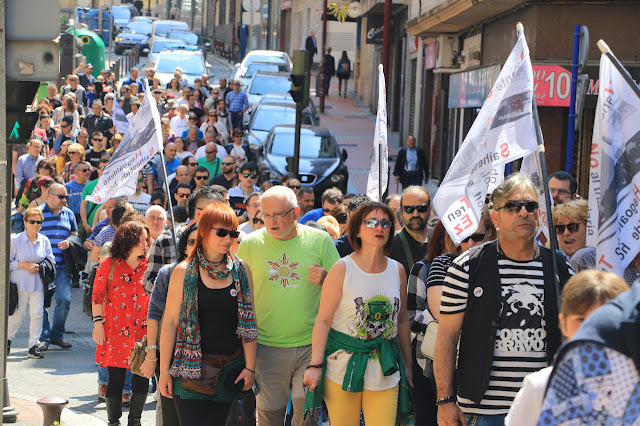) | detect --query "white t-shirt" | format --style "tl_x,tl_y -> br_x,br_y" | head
176,150 -> 194,160
195,144 -> 228,160
170,115 -> 188,136
127,192 -> 152,215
